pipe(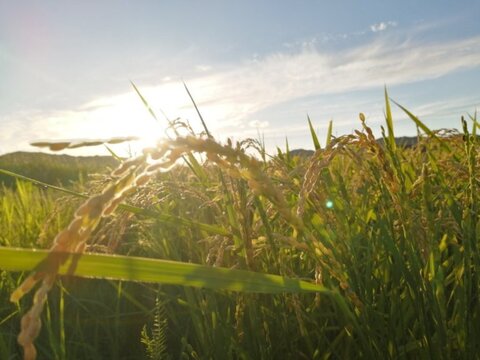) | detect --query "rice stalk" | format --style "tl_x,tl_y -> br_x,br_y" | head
9,133 -> 317,358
